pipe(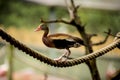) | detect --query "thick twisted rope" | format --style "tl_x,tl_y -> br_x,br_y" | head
0,29 -> 120,67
